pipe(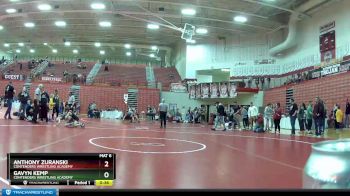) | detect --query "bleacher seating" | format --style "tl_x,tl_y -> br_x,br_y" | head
1,61 -> 30,76
94,64 -> 147,86
44,61 -> 95,78
154,67 -> 182,90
